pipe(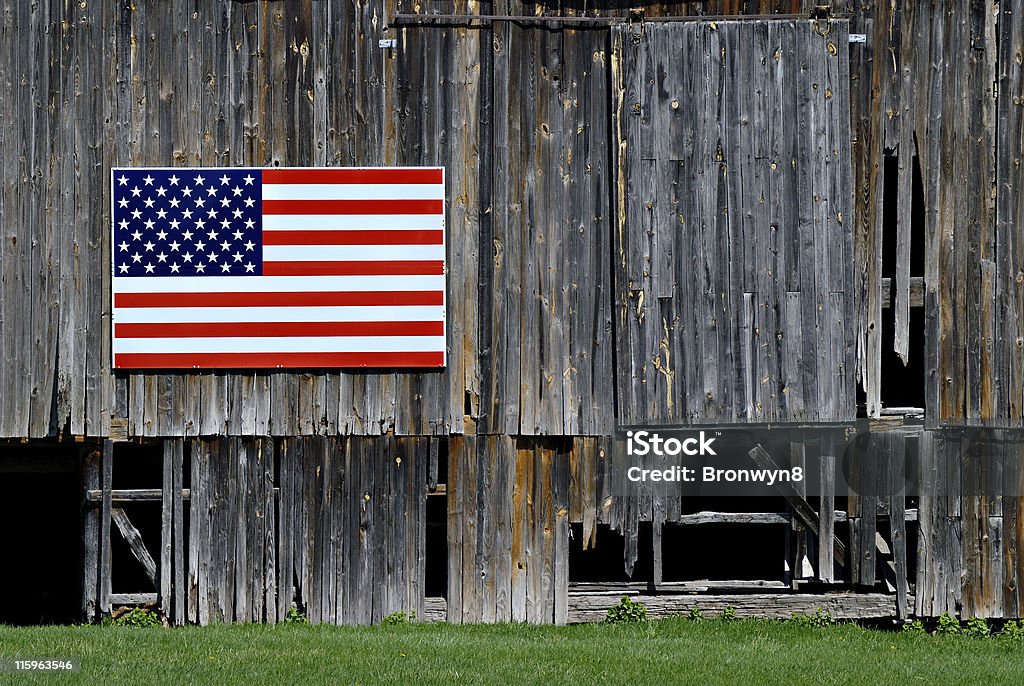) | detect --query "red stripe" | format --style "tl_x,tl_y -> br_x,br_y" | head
114,290 -> 444,308
261,168 -> 443,185
262,229 -> 443,246
262,199 -> 443,215
113,351 -> 445,369
263,261 -> 444,276
115,321 -> 444,339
